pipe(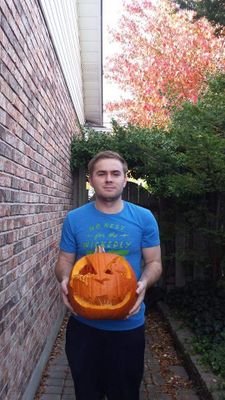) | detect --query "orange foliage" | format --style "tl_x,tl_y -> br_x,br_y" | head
105,0 -> 225,127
